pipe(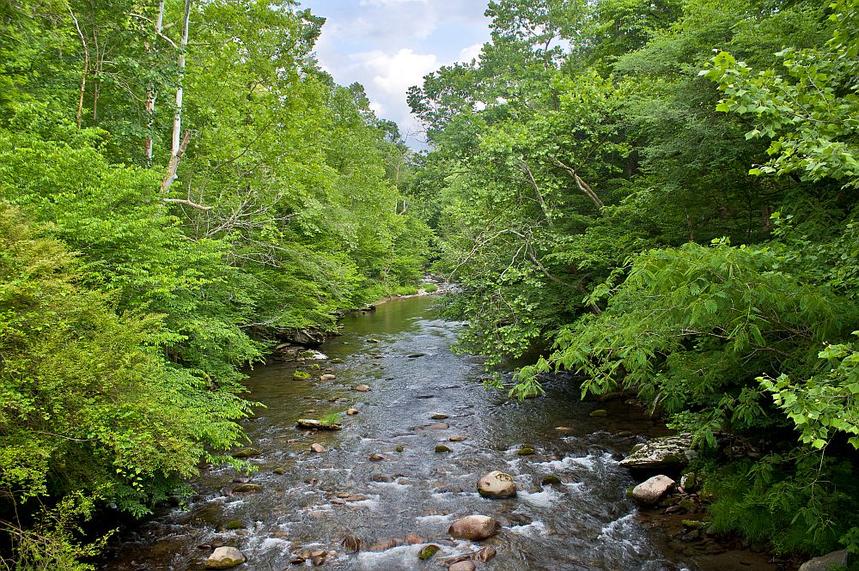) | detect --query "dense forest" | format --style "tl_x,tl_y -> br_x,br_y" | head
409,0 -> 859,561
0,0 -> 857,568
0,0 -> 431,567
